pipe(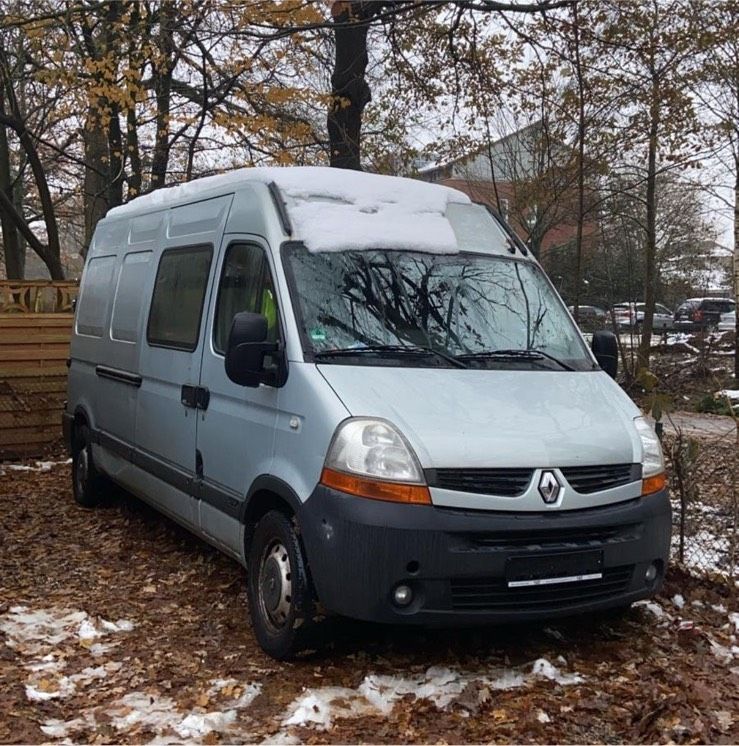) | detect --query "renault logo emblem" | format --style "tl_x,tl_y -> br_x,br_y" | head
538,471 -> 561,504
